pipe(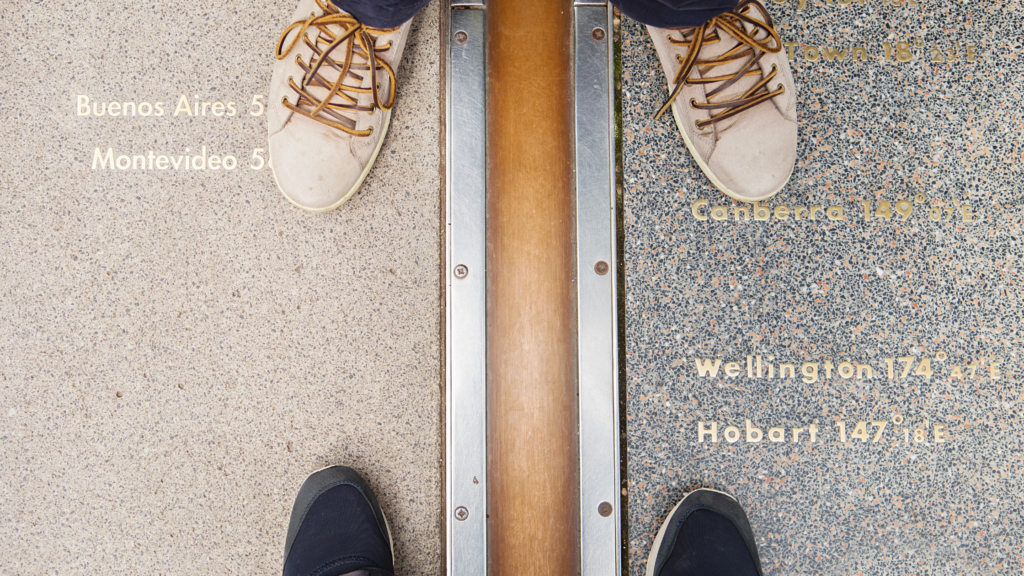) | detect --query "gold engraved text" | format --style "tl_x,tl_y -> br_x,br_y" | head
698,418 -> 950,446
695,353 -> 1002,382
